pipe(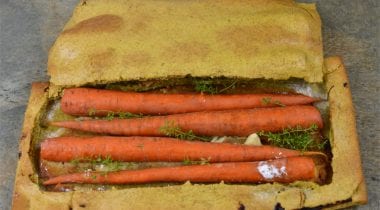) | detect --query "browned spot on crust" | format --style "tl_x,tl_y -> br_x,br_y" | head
126,14 -> 152,34
217,0 -> 286,6
217,26 -> 300,57
124,52 -> 151,67
89,48 -> 115,70
20,133 -> 27,141
62,15 -> 123,34
164,42 -> 210,63
210,0 -> 295,10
